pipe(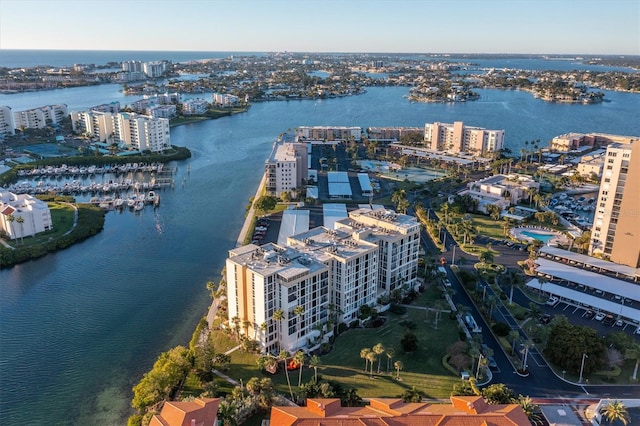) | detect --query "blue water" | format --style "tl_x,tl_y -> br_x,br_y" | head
0,50 -> 266,68
521,230 -> 556,243
0,55 -> 639,426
